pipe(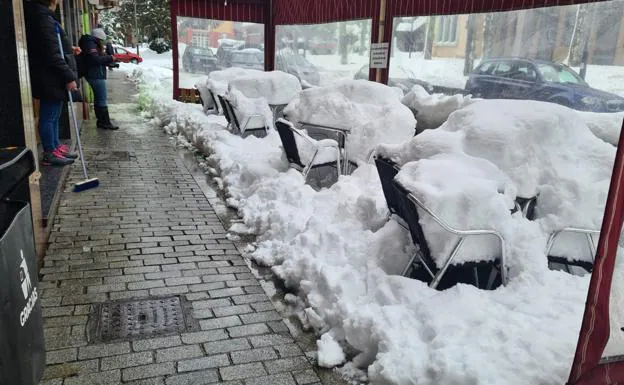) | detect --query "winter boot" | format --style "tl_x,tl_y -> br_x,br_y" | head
42,149 -> 74,166
57,144 -> 78,159
95,106 -> 119,130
